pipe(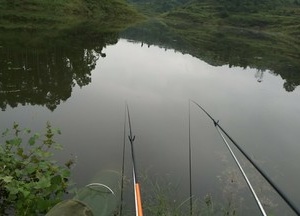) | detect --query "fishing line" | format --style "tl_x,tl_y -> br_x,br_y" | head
188,100 -> 193,216
119,103 -> 127,216
191,99 -> 300,216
